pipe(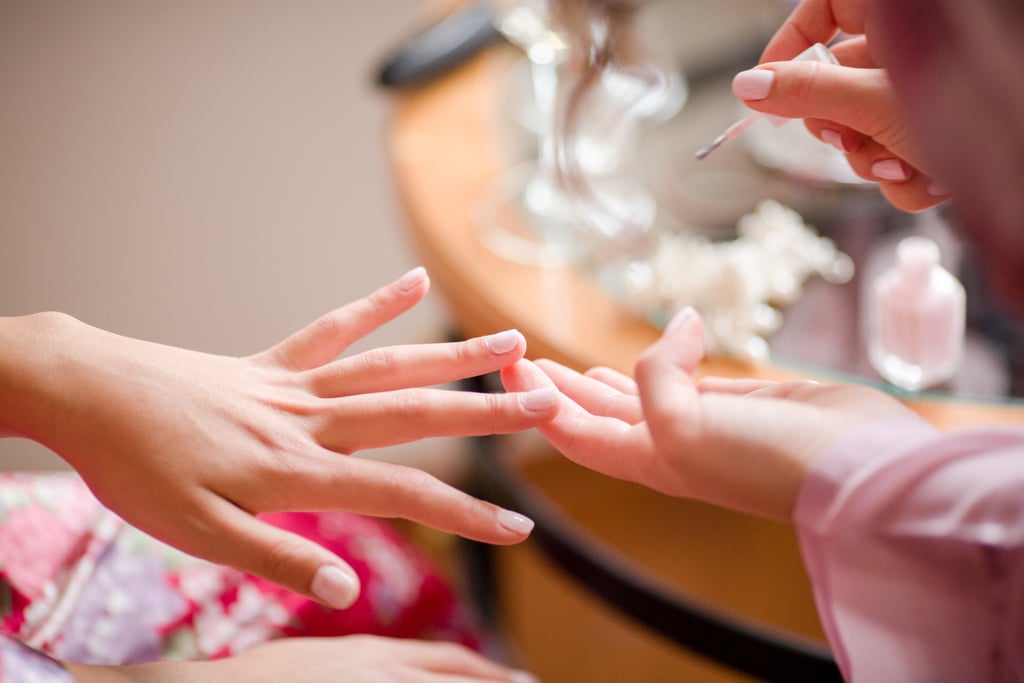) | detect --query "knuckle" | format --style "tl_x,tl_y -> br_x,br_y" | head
383,465 -> 438,501
310,312 -> 346,341
386,389 -> 431,418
